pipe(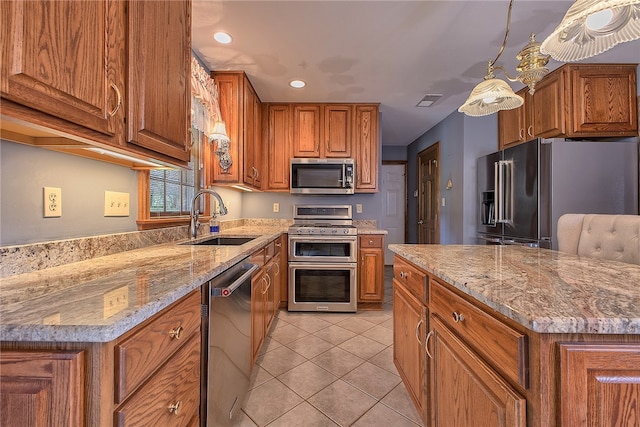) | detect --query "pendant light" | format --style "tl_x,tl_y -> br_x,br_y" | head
541,0 -> 640,62
459,0 -> 550,117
